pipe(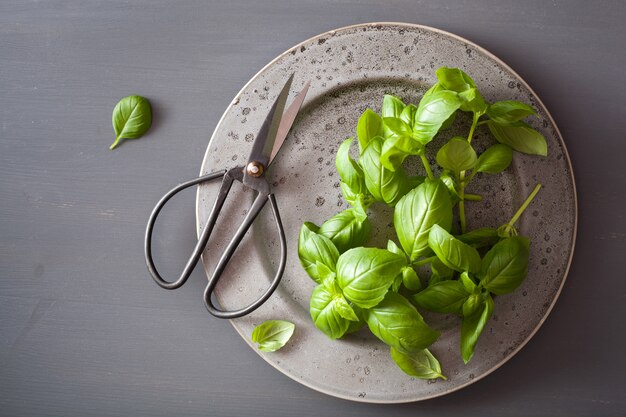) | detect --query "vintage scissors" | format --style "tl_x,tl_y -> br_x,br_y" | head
145,74 -> 310,319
